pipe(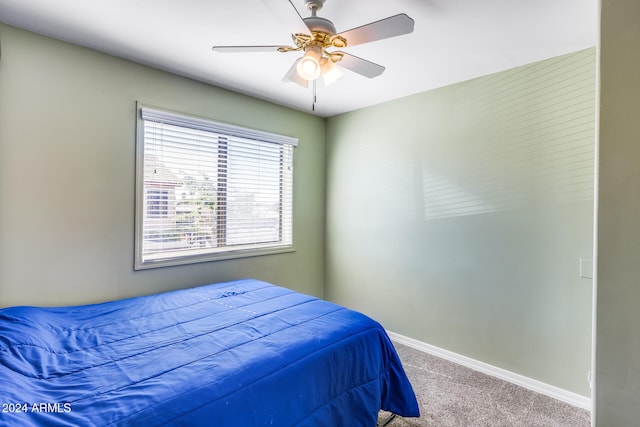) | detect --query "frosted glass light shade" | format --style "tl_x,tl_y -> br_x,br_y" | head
296,45 -> 322,81
321,57 -> 344,86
